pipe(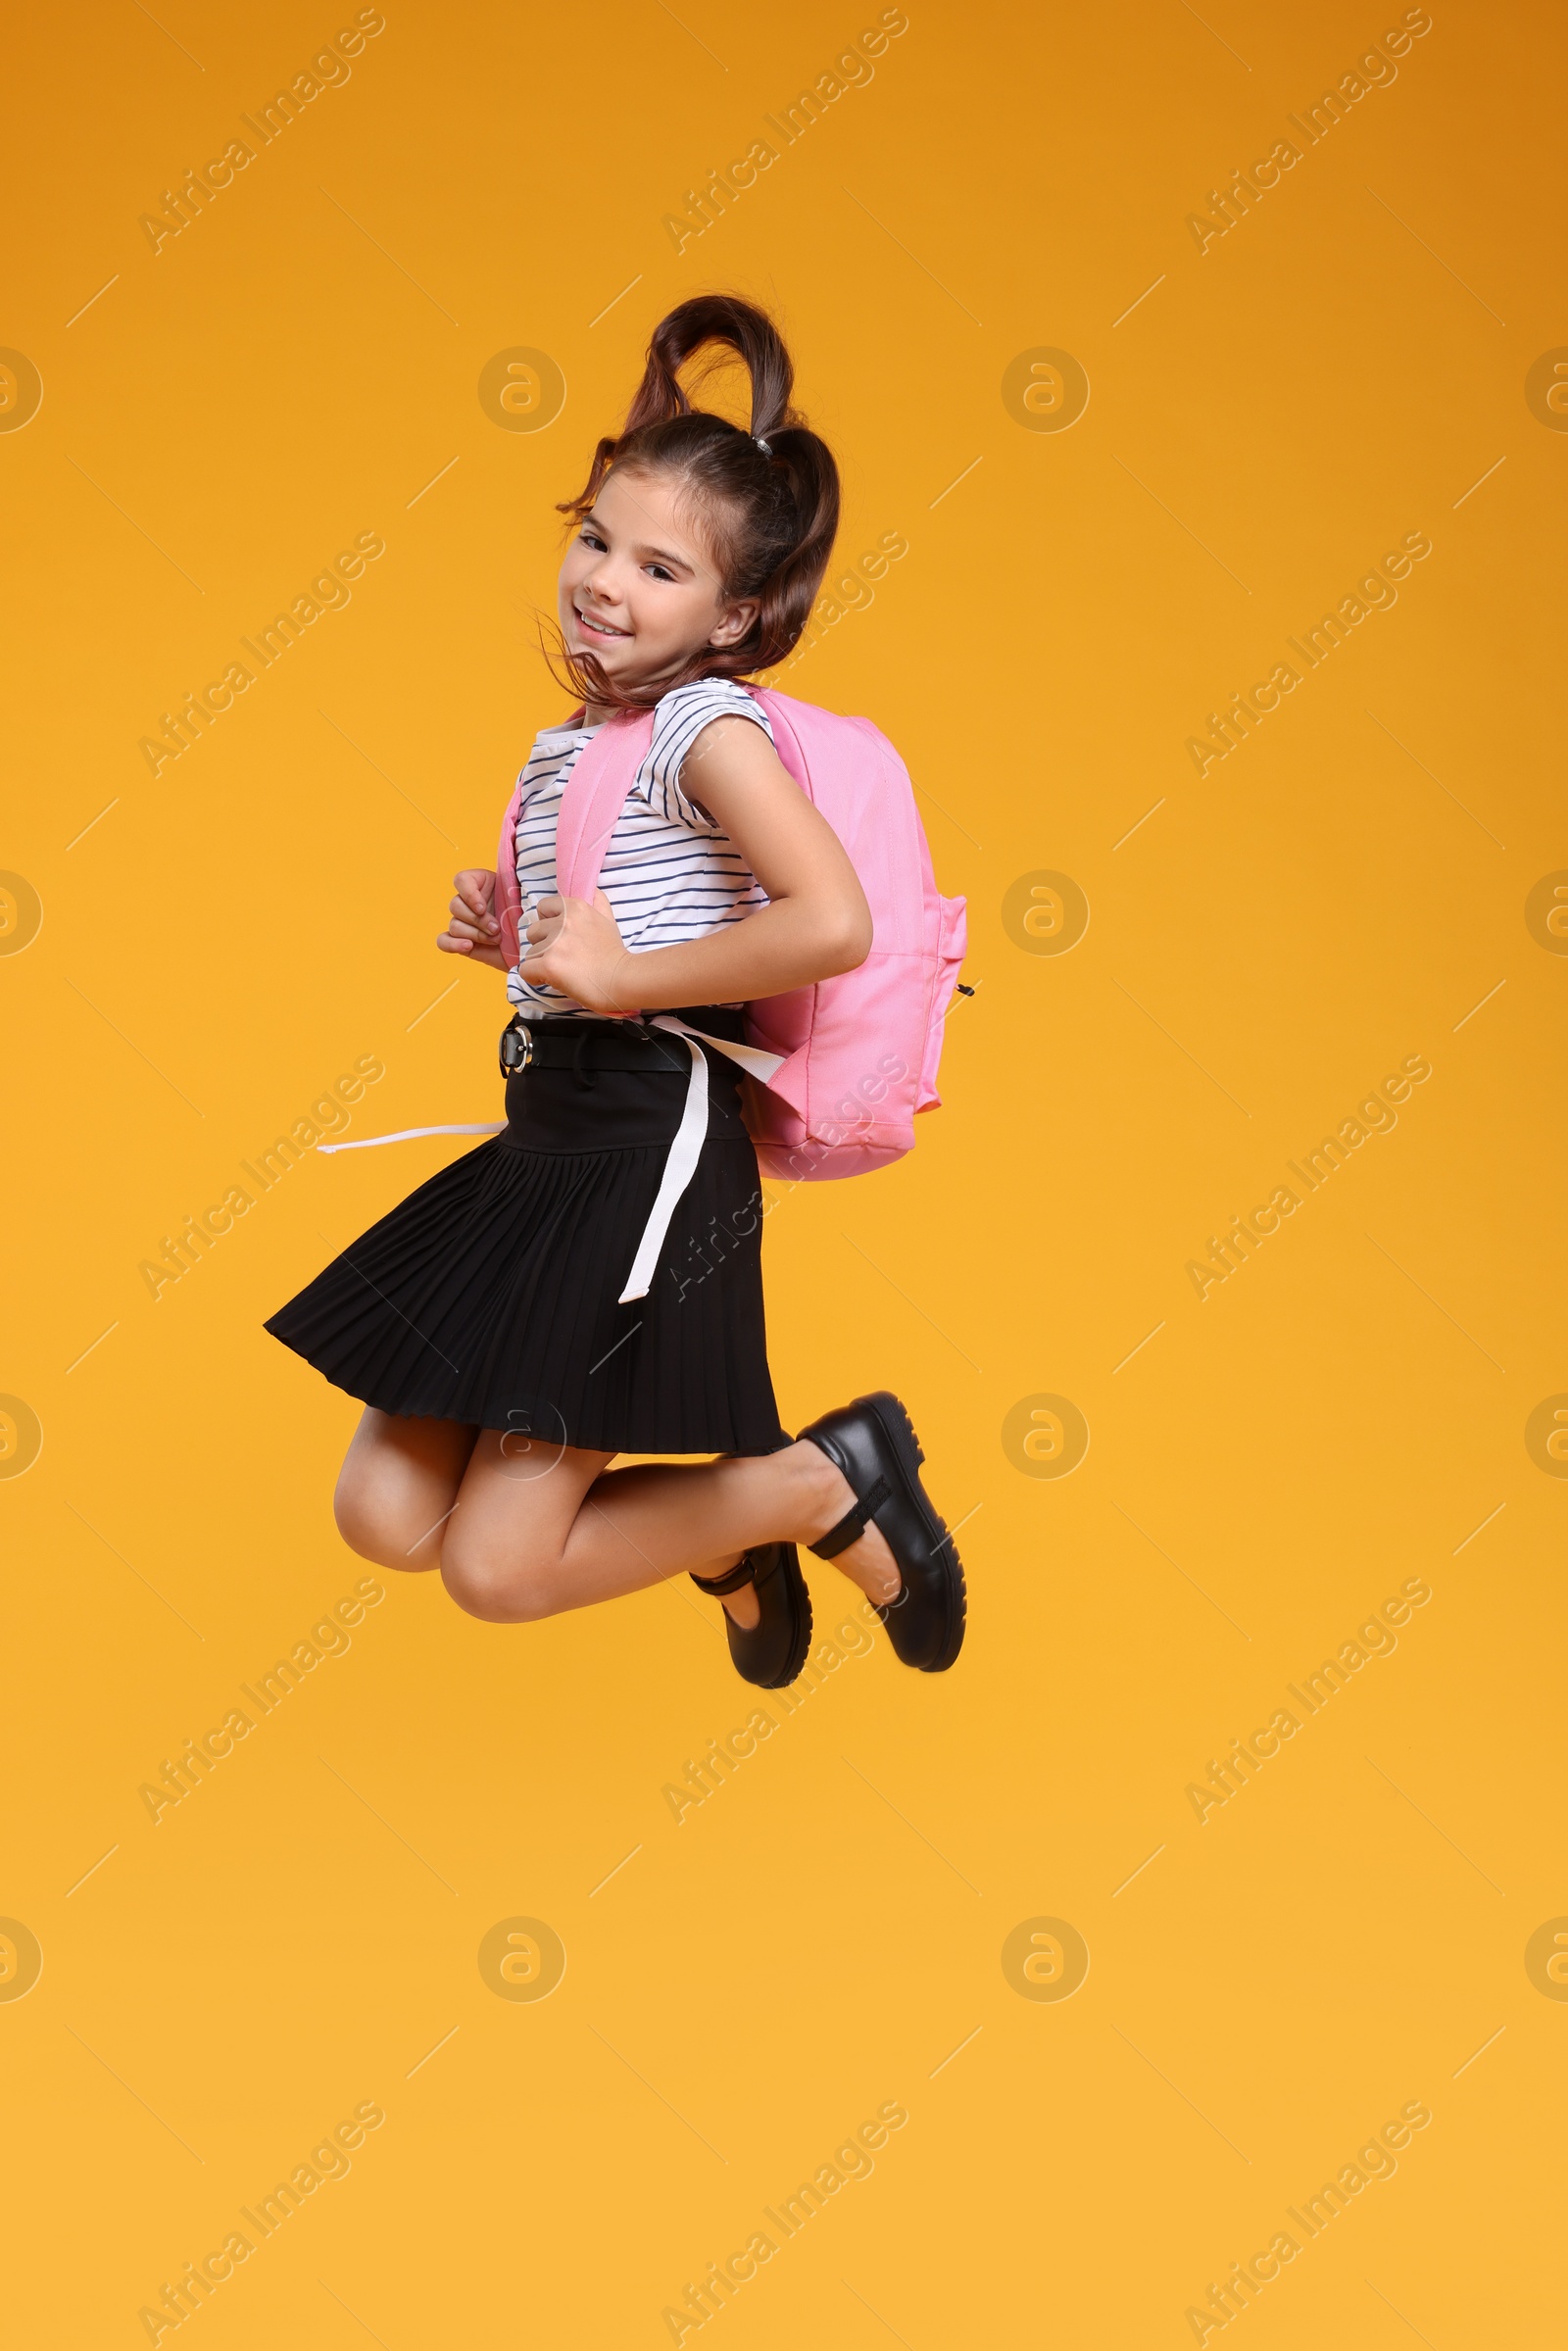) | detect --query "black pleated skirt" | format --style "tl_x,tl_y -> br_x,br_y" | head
263,1013 -> 789,1457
